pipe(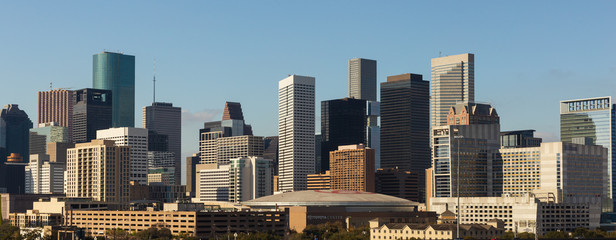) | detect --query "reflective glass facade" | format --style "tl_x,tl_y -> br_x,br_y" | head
93,52 -> 135,127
